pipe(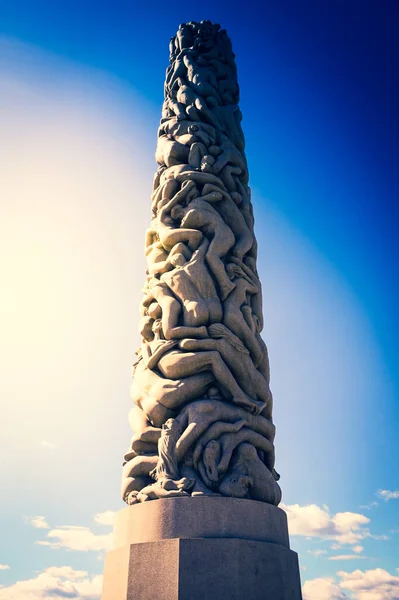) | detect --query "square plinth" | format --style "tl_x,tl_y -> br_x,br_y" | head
102,537 -> 302,600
